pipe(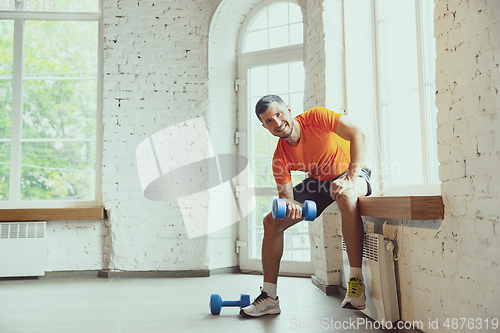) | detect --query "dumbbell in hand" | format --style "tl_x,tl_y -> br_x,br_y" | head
272,198 -> 317,221
209,294 -> 251,315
